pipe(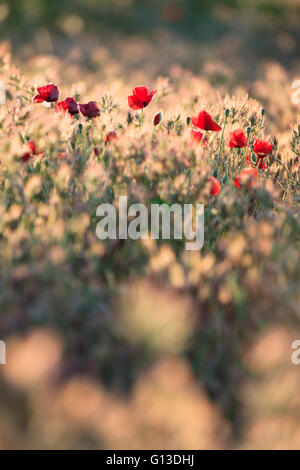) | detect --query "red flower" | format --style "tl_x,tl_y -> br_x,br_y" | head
257,159 -> 267,170
190,129 -> 203,144
228,129 -> 247,148
20,141 -> 42,162
28,141 -> 37,154
128,86 -> 156,110
55,97 -> 79,116
191,110 -> 221,132
21,152 -> 32,163
245,152 -> 252,166
105,131 -> 118,142
202,136 -> 209,147
153,112 -> 162,126
79,101 -> 100,118
94,147 -> 99,156
253,139 -> 273,158
234,167 -> 259,189
209,176 -> 221,196
34,84 -> 59,103
245,152 -> 267,170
